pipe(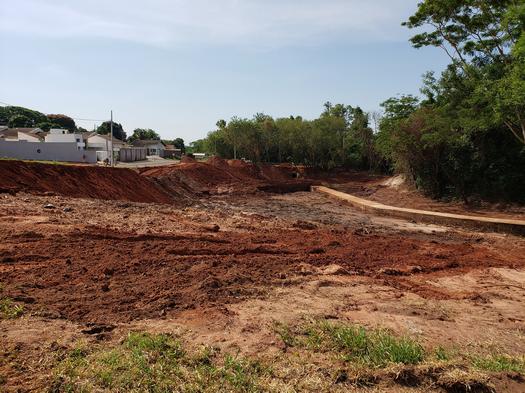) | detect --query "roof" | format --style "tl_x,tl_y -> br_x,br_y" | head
0,128 -> 46,140
86,133 -> 126,144
0,128 -> 18,139
81,131 -> 97,139
7,128 -> 44,135
18,130 -> 45,141
132,139 -> 165,147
